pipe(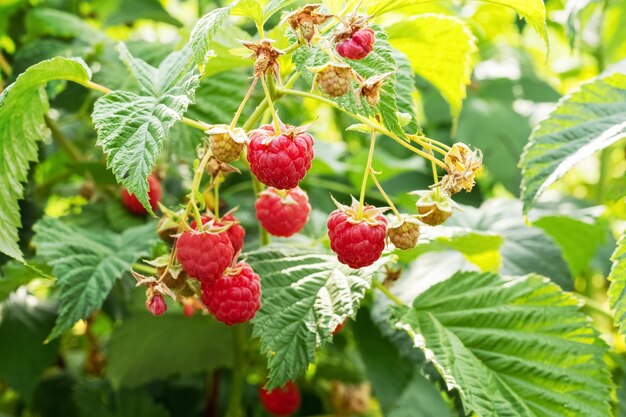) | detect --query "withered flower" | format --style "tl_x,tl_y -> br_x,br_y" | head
285,4 -> 332,44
